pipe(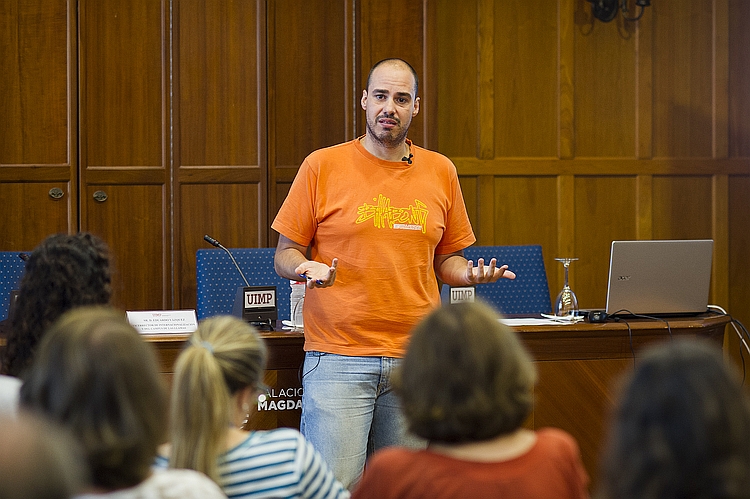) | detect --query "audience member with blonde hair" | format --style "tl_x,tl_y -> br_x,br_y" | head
597,339 -> 750,499
159,315 -> 349,498
19,306 -> 227,499
351,301 -> 589,499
